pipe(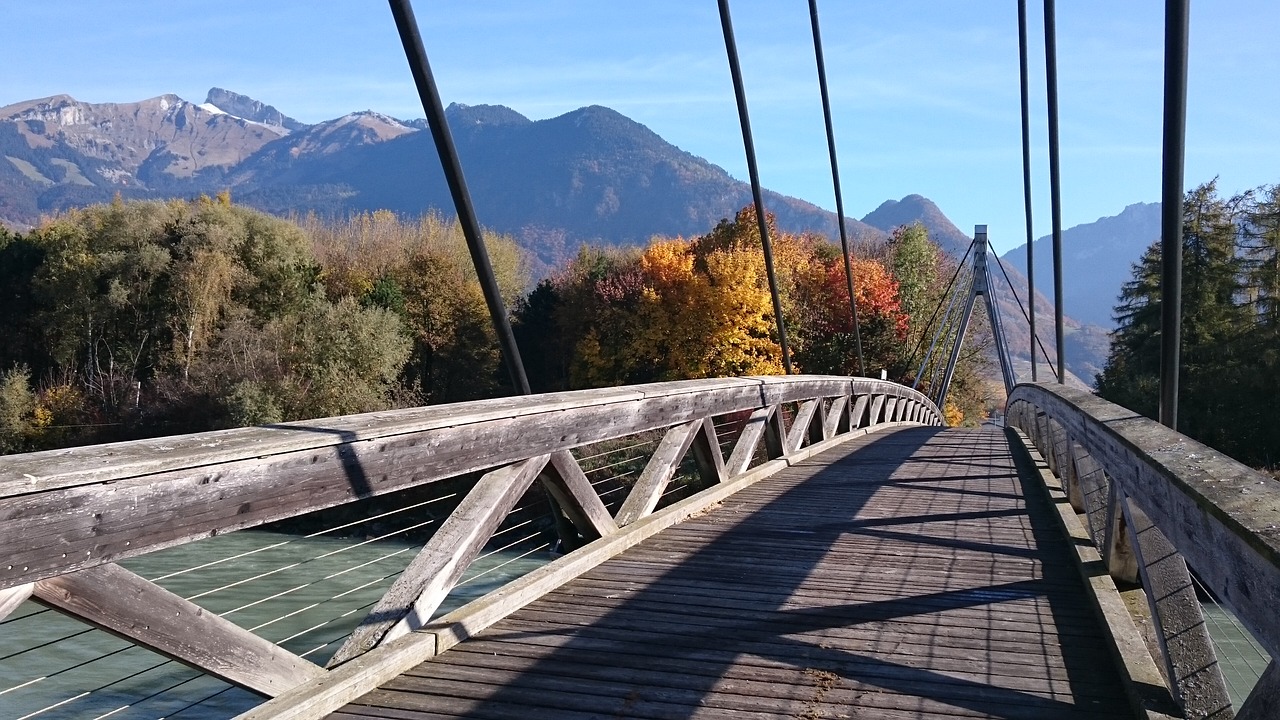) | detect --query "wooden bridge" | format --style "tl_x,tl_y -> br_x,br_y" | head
2,376 -> 1277,720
